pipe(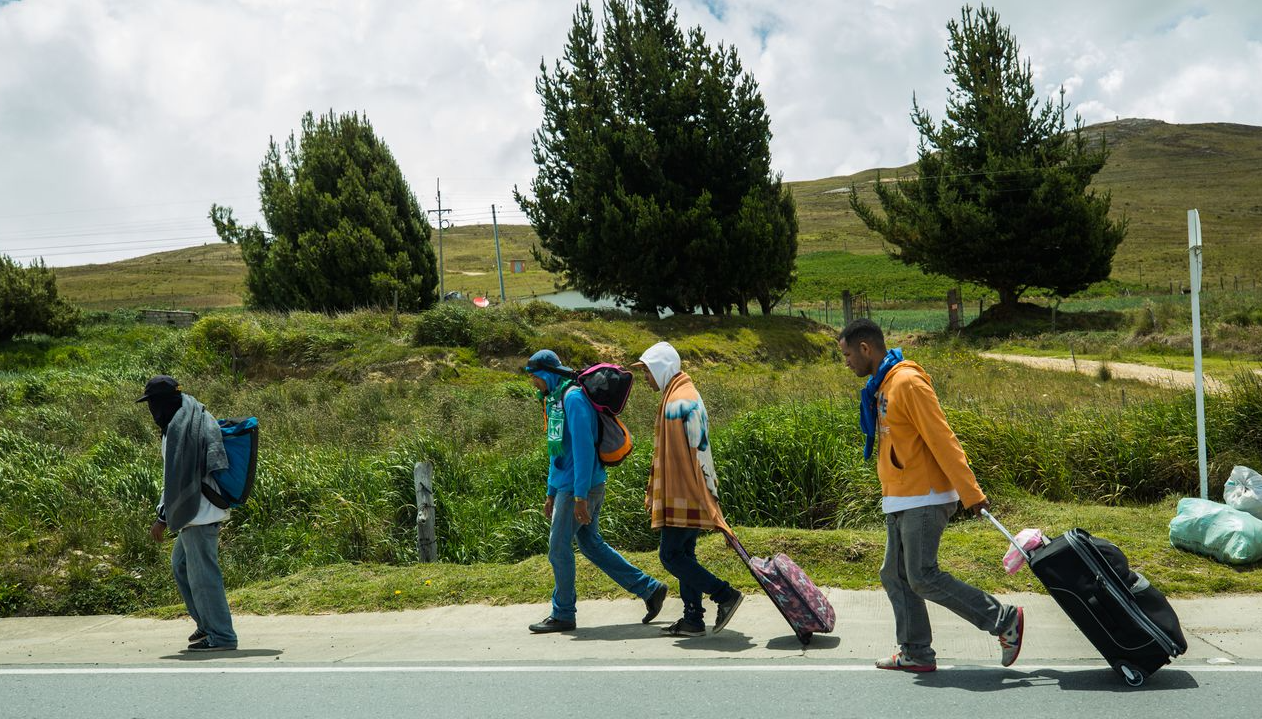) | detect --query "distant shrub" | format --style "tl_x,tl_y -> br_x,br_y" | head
412,303 -> 538,356
0,256 -> 81,342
